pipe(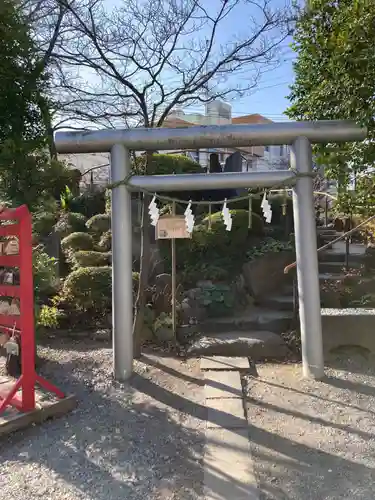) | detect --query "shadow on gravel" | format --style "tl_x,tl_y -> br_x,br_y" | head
0,343 -> 204,500
243,356 -> 375,500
